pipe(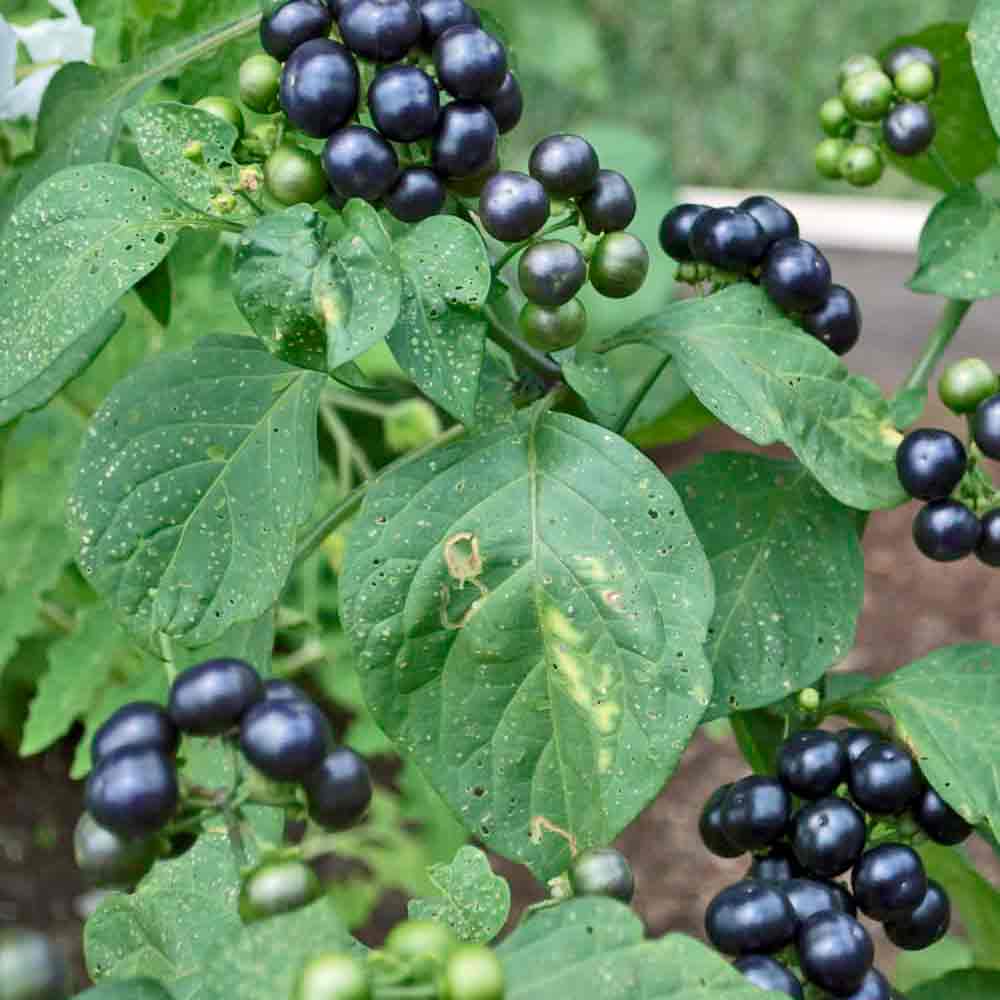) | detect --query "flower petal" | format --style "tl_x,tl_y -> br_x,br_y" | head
0,66 -> 59,121
12,18 -> 95,63
0,16 -> 17,93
